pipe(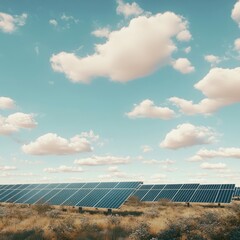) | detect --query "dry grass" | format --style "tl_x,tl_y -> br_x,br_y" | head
0,201 -> 239,239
